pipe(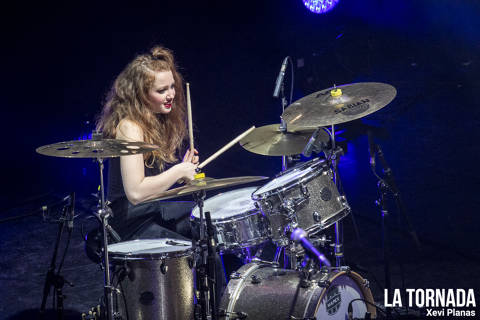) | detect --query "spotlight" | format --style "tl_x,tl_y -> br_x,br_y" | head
303,0 -> 339,14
